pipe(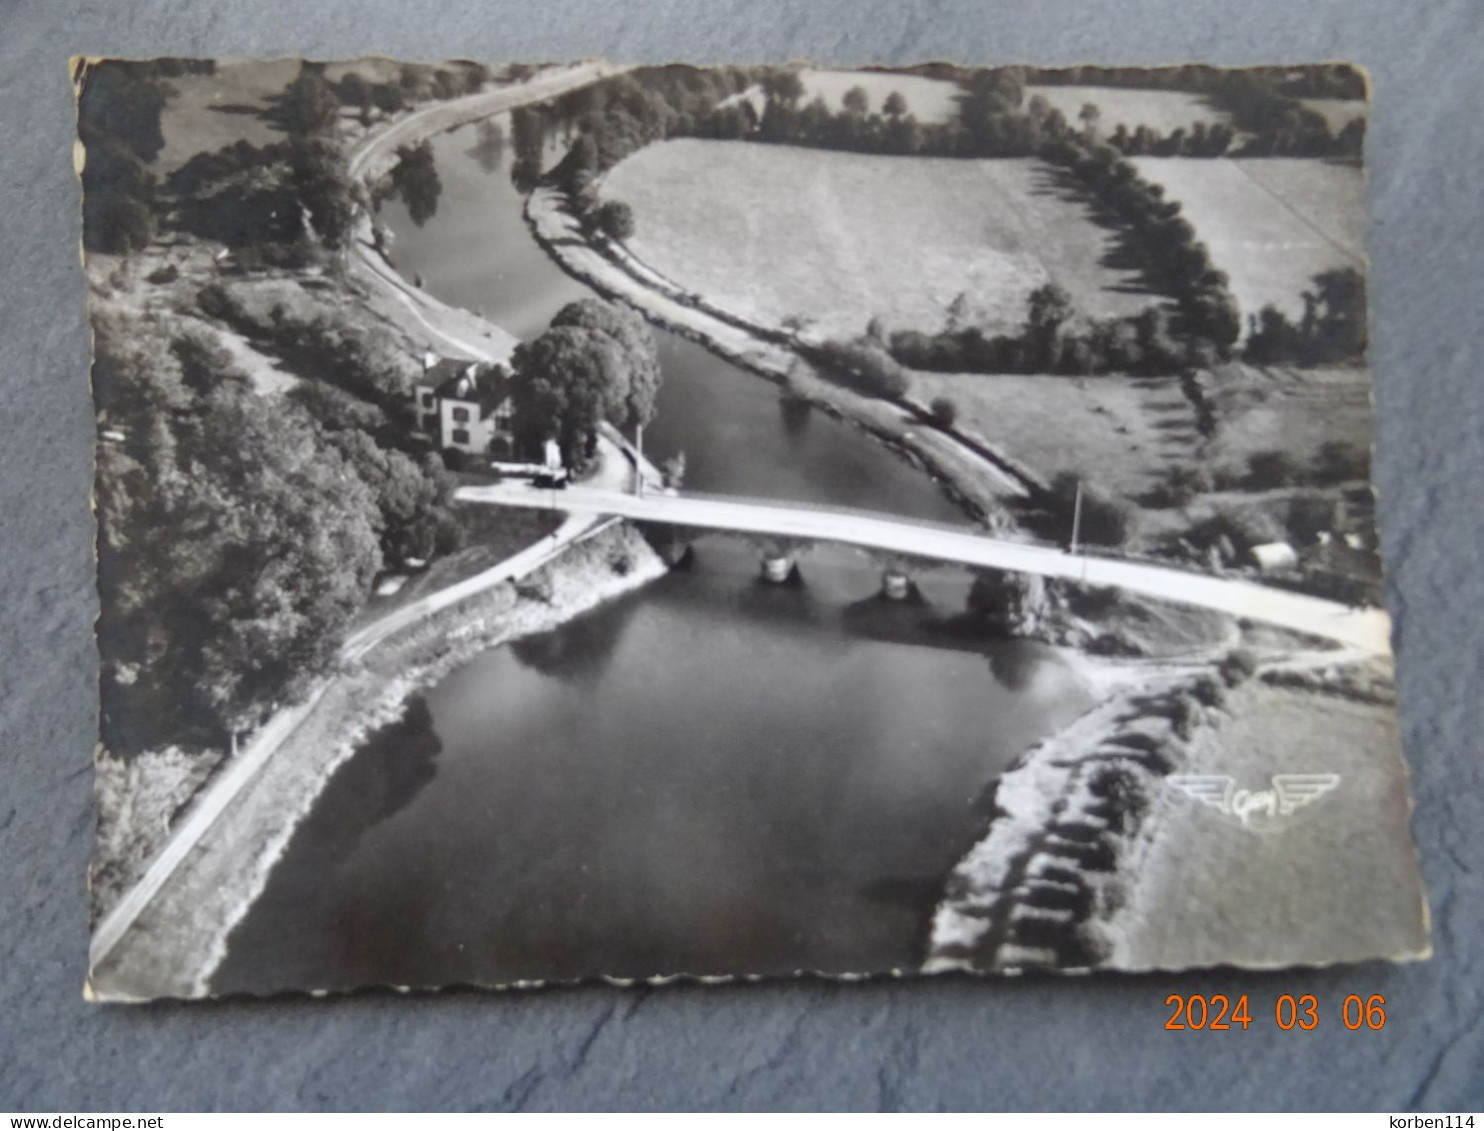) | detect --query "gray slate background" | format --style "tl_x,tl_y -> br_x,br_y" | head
2,0 -> 1481,1112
